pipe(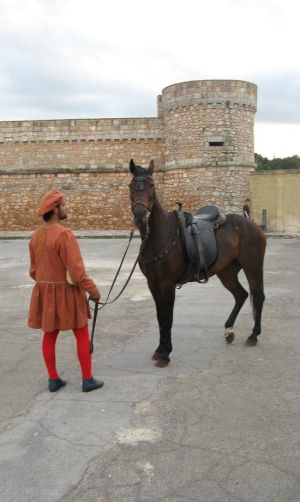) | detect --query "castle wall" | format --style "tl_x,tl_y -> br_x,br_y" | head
0,80 -> 257,231
0,170 -> 133,231
0,164 -> 252,231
